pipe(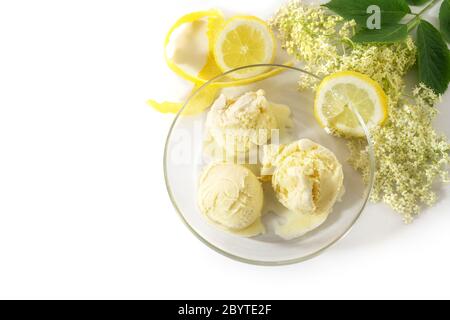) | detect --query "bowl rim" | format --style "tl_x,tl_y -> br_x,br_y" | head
163,63 -> 376,266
